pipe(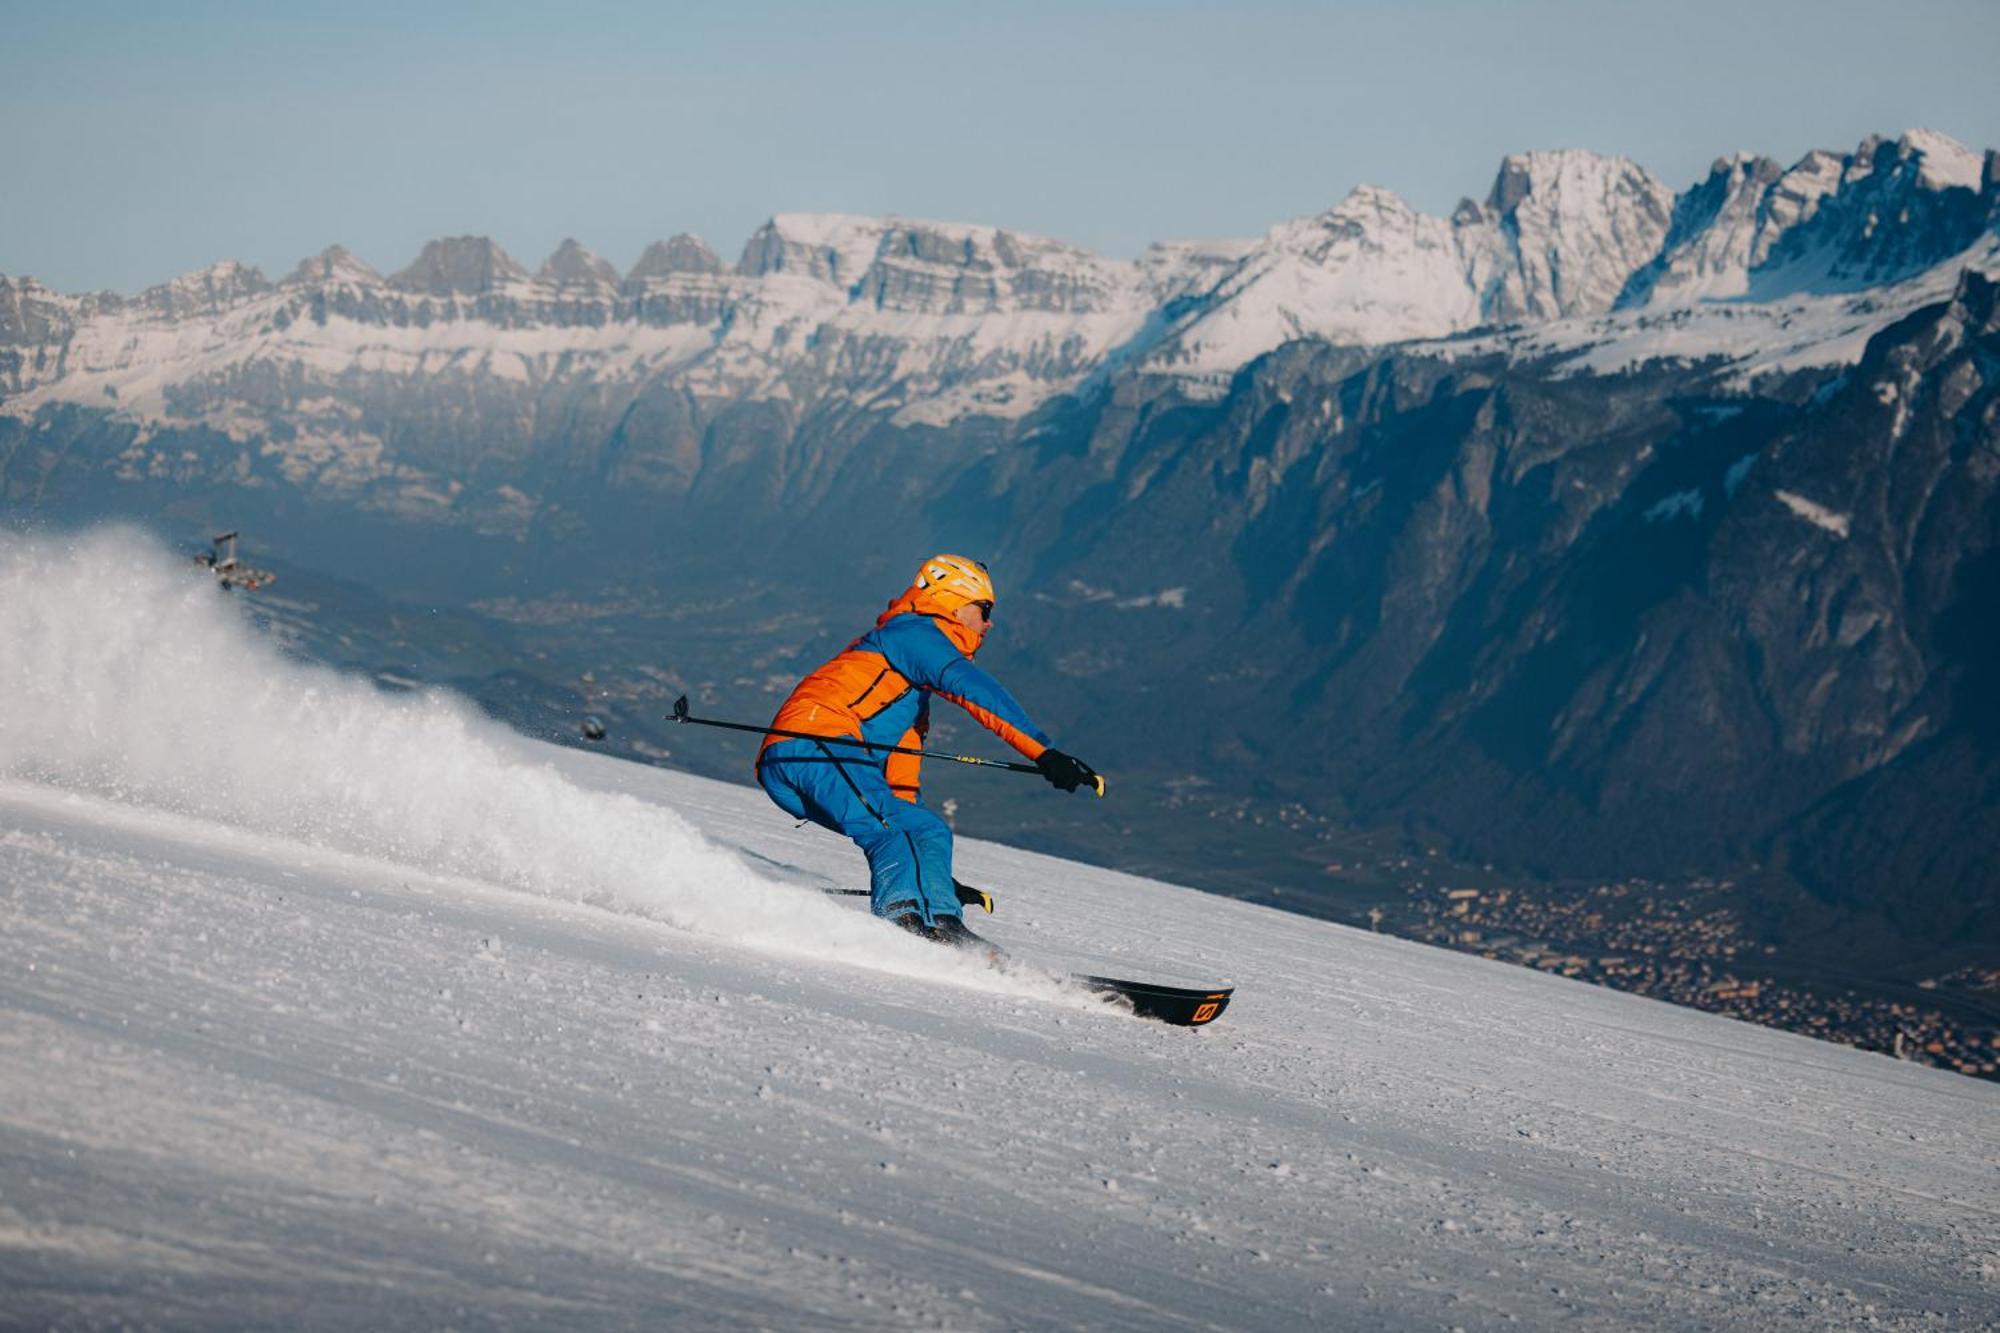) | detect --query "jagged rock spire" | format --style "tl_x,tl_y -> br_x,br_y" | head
538,239 -> 619,289
283,245 -> 382,287
390,236 -> 528,296
627,234 -> 724,279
